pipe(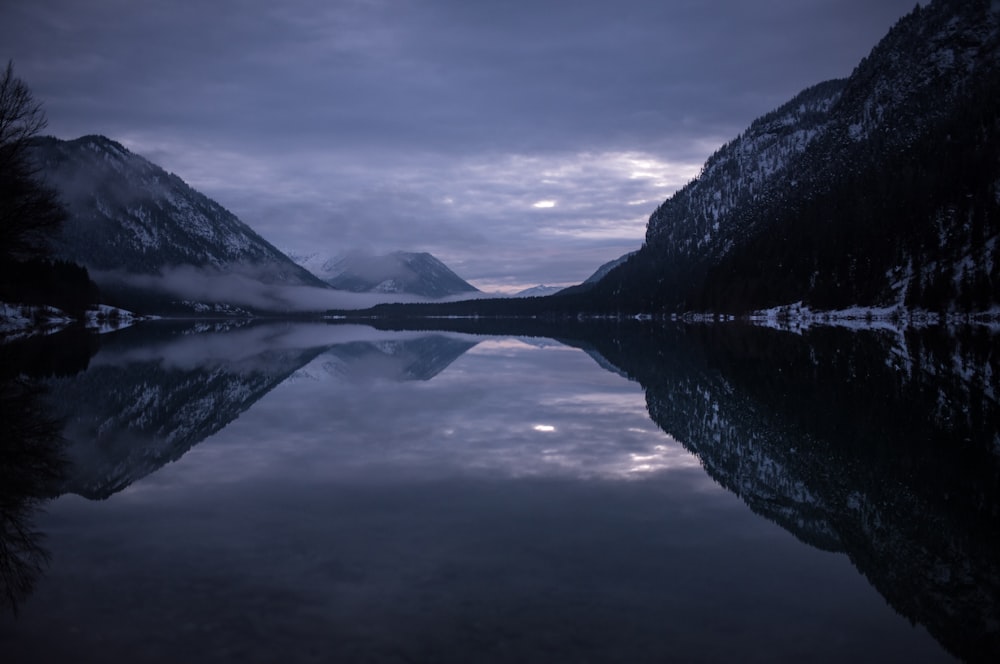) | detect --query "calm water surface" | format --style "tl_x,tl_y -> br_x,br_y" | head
1,321 -> 997,662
